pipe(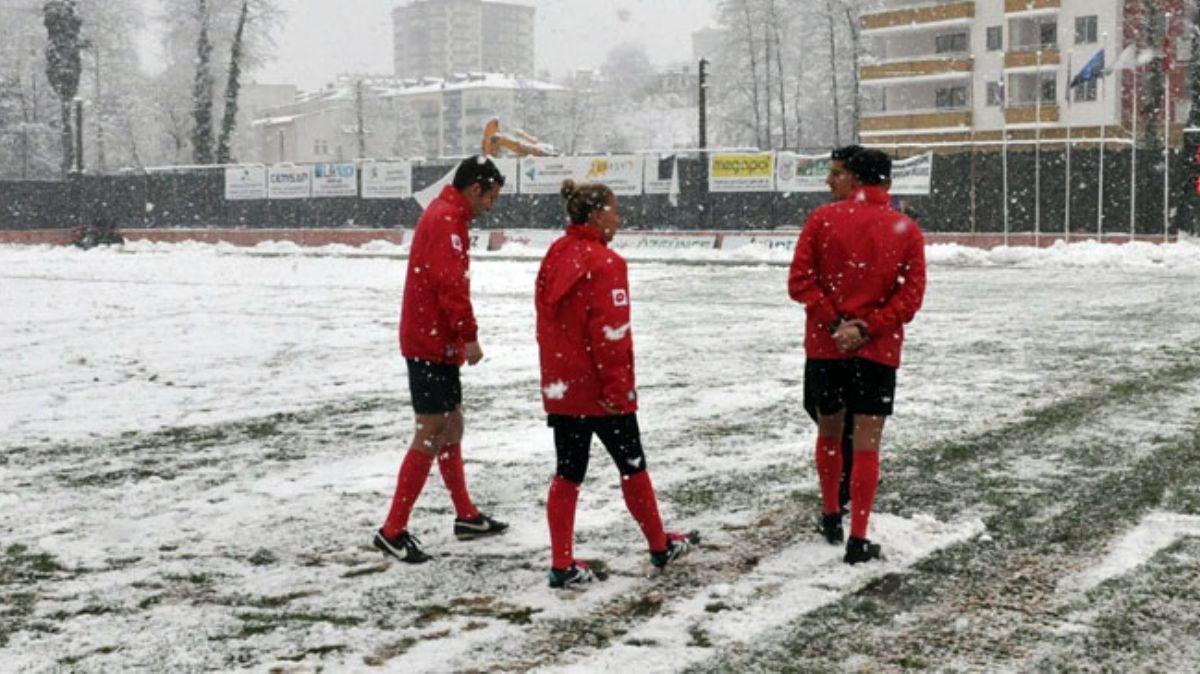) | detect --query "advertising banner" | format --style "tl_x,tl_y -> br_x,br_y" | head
224,165 -> 267,200
268,164 -> 311,200
708,152 -> 775,192
889,153 -> 933,195
578,155 -> 642,195
519,155 -> 643,195
312,162 -> 358,198
518,157 -> 578,195
775,152 -> 831,193
360,161 -> 413,199
643,154 -> 679,195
